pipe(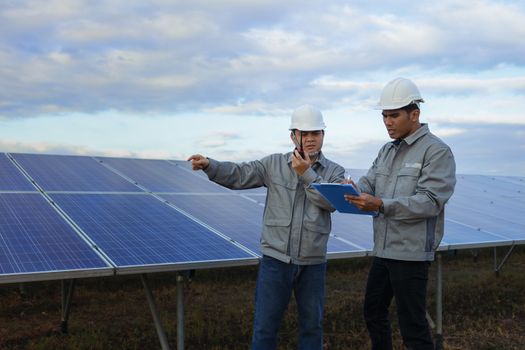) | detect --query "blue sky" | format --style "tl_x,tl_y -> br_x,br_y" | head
1,0 -> 524,176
